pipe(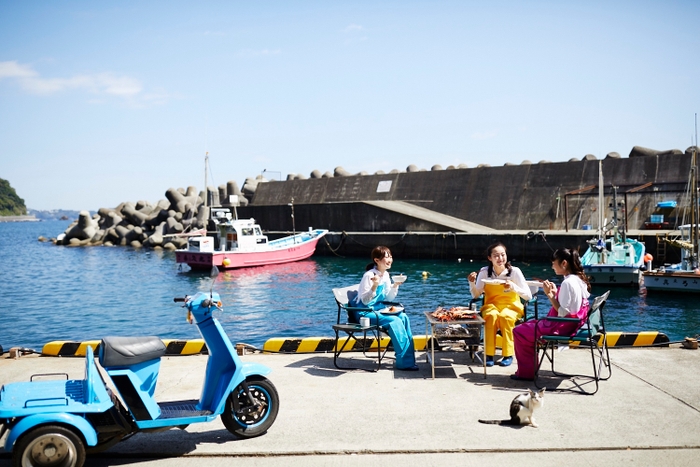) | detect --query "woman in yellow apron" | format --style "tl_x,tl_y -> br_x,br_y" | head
468,243 -> 532,367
